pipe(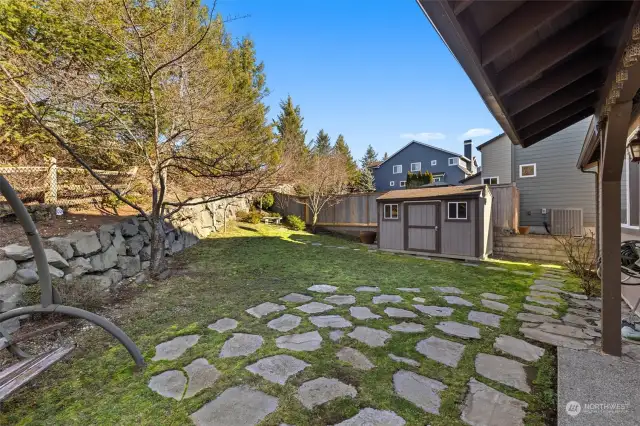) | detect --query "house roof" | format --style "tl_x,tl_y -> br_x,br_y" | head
377,184 -> 486,201
374,140 -> 469,169
459,171 -> 481,183
475,133 -> 507,151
